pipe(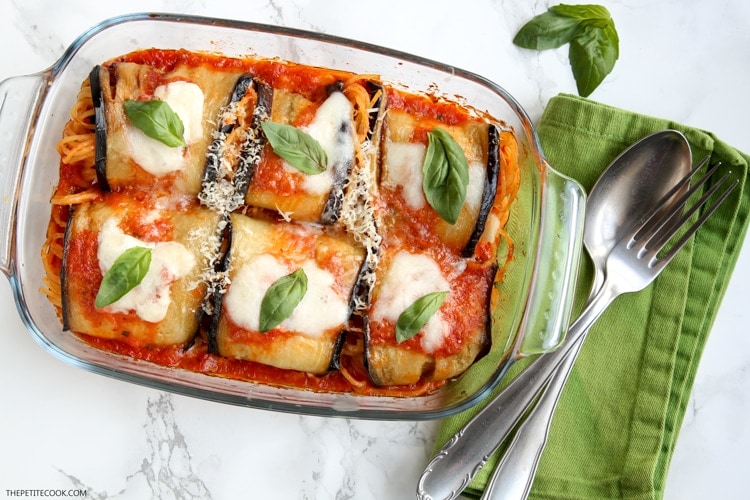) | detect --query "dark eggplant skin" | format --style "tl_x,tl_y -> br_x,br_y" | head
365,81 -> 384,141
233,80 -> 273,200
325,80 -> 345,95
319,117 -> 356,225
200,75 -> 274,212
60,207 -> 75,331
327,332 -> 347,371
320,80 -> 384,225
319,82 -> 353,225
204,215 -> 232,355
201,74 -> 255,191
462,123 -> 500,258
89,65 -> 110,192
